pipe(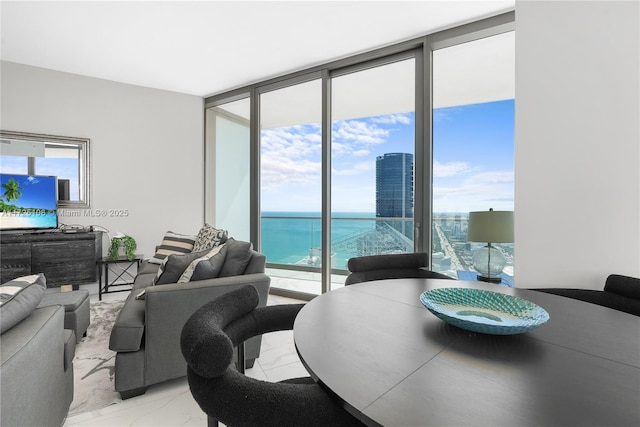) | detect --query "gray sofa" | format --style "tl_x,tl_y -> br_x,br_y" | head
1,275 -> 75,427
108,240 -> 271,399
